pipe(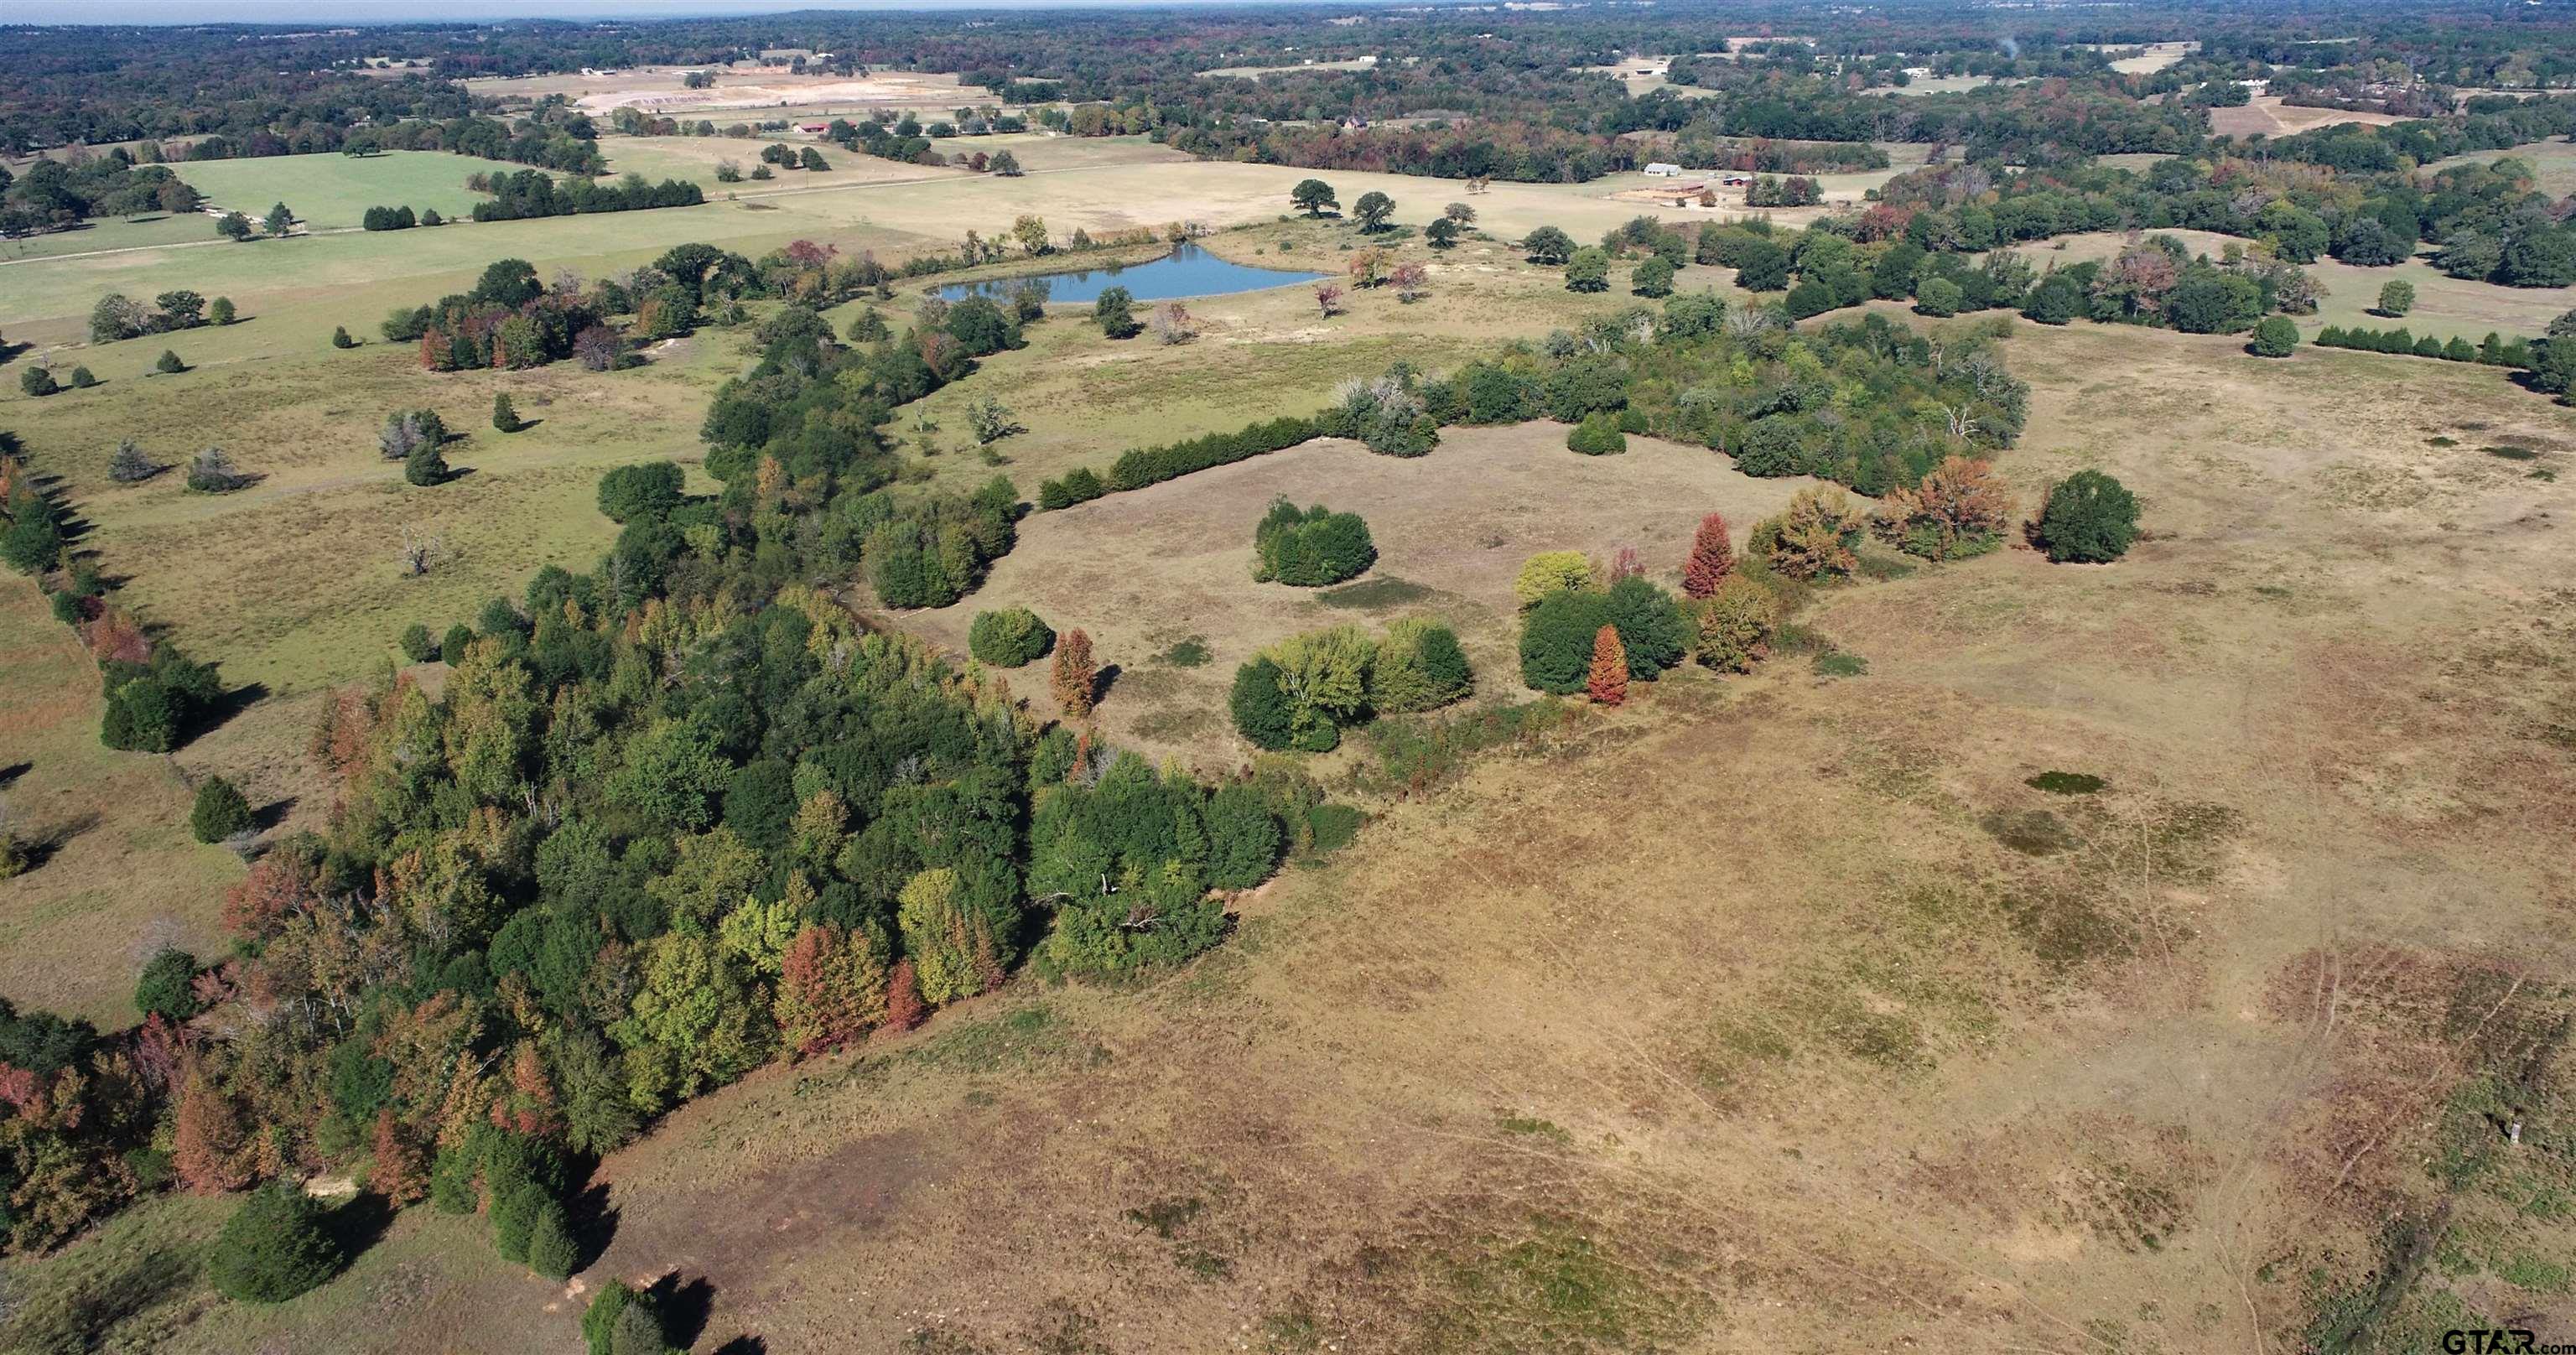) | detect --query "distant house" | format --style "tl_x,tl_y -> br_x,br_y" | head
1643,162 -> 1683,177
798,122 -> 828,133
